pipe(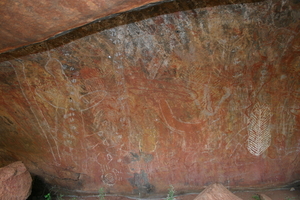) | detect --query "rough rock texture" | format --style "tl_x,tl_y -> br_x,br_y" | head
0,0 -> 299,197
0,0 -> 261,55
194,183 -> 242,200
259,194 -> 273,200
0,161 -> 32,200
0,0 -> 168,54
